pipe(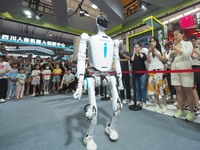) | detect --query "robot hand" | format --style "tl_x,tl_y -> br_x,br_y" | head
118,80 -> 124,90
73,86 -> 83,100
